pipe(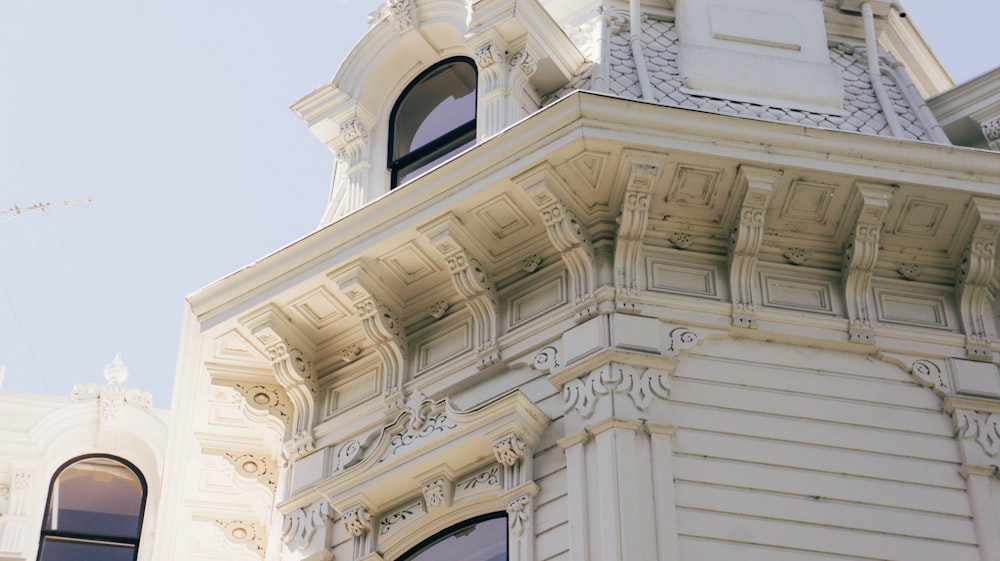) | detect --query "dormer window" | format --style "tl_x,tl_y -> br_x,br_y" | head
389,57 -> 477,188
